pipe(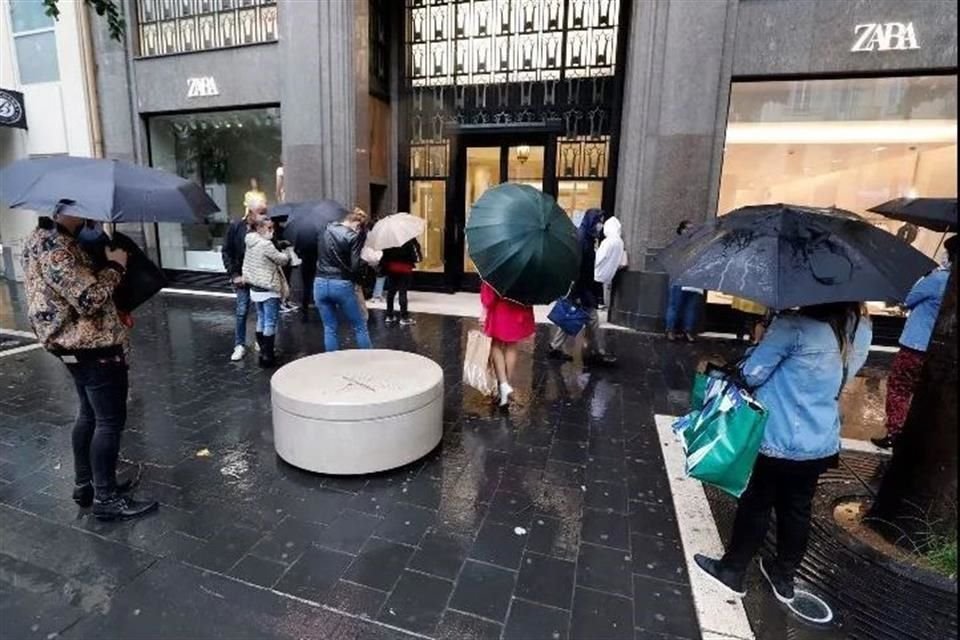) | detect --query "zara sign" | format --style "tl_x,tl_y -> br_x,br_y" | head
186,76 -> 220,98
851,22 -> 920,52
